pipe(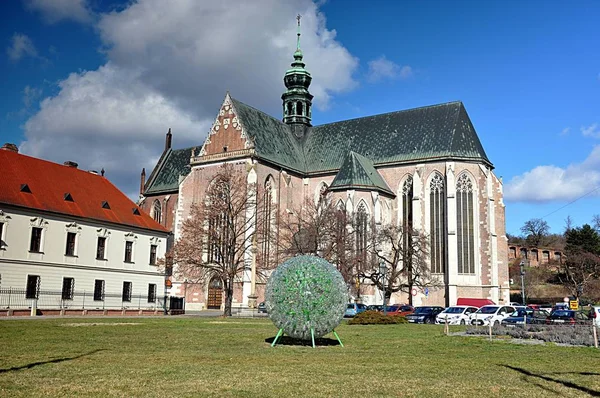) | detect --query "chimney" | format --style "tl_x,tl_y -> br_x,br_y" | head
165,128 -> 172,151
140,168 -> 146,195
64,161 -> 78,168
1,143 -> 18,153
